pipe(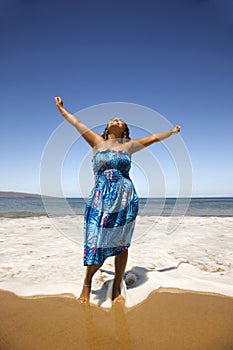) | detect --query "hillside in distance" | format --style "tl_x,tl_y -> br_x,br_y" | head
0,191 -> 47,198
